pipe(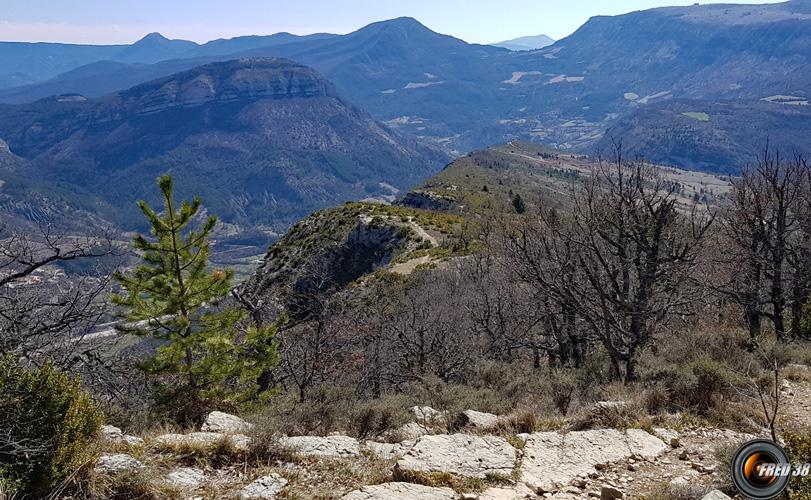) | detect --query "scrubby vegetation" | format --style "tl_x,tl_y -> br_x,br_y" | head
1,147 -> 810,497
0,355 -> 102,497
